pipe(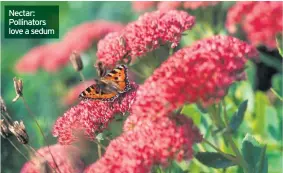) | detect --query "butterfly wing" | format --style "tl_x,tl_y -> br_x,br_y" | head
79,84 -> 119,101
101,65 -> 130,93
